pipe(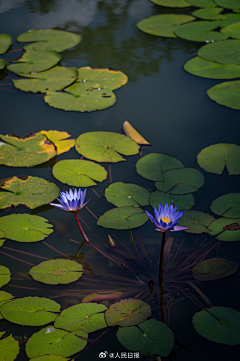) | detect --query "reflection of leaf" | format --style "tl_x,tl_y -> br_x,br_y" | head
211,193 -> 240,218
209,217 -> 240,241
105,182 -> 150,207
0,266 -> 11,289
39,130 -> 75,155
123,121 -> 150,145
0,332 -> 19,361
175,21 -> 228,42
192,258 -> 239,280
0,34 -> 12,54
178,210 -> 215,233
97,207 -> 149,229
